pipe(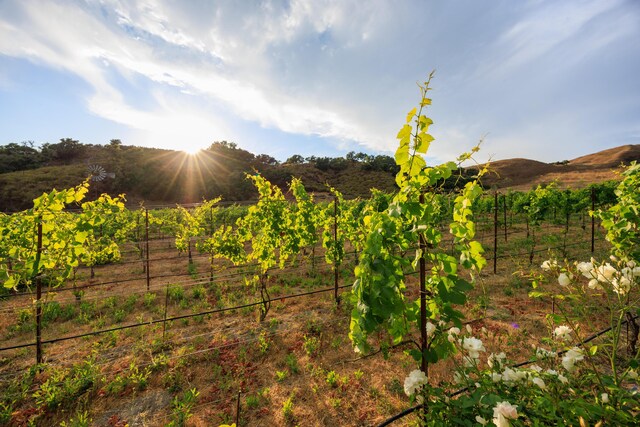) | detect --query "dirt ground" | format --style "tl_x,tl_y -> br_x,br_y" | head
0,214 -> 614,426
